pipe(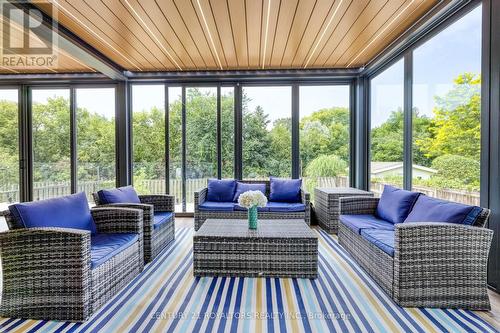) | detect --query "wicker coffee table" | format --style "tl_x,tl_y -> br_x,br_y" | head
193,219 -> 318,278
315,187 -> 373,234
